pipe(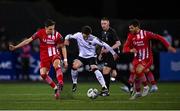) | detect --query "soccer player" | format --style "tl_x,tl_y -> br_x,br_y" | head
99,17 -> 131,92
123,19 -> 176,99
64,26 -> 118,96
9,19 -> 68,99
